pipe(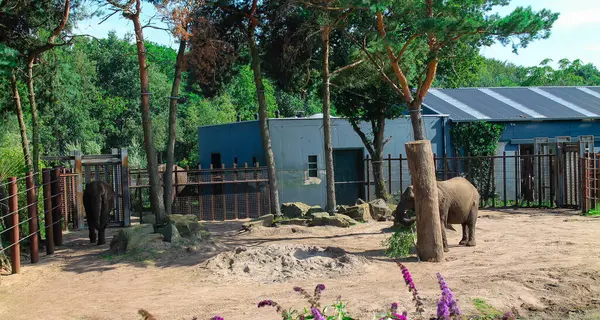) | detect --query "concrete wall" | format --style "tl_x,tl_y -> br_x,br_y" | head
268,116 -> 445,207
